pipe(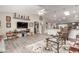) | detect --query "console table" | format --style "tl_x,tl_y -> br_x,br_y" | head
6,29 -> 30,39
